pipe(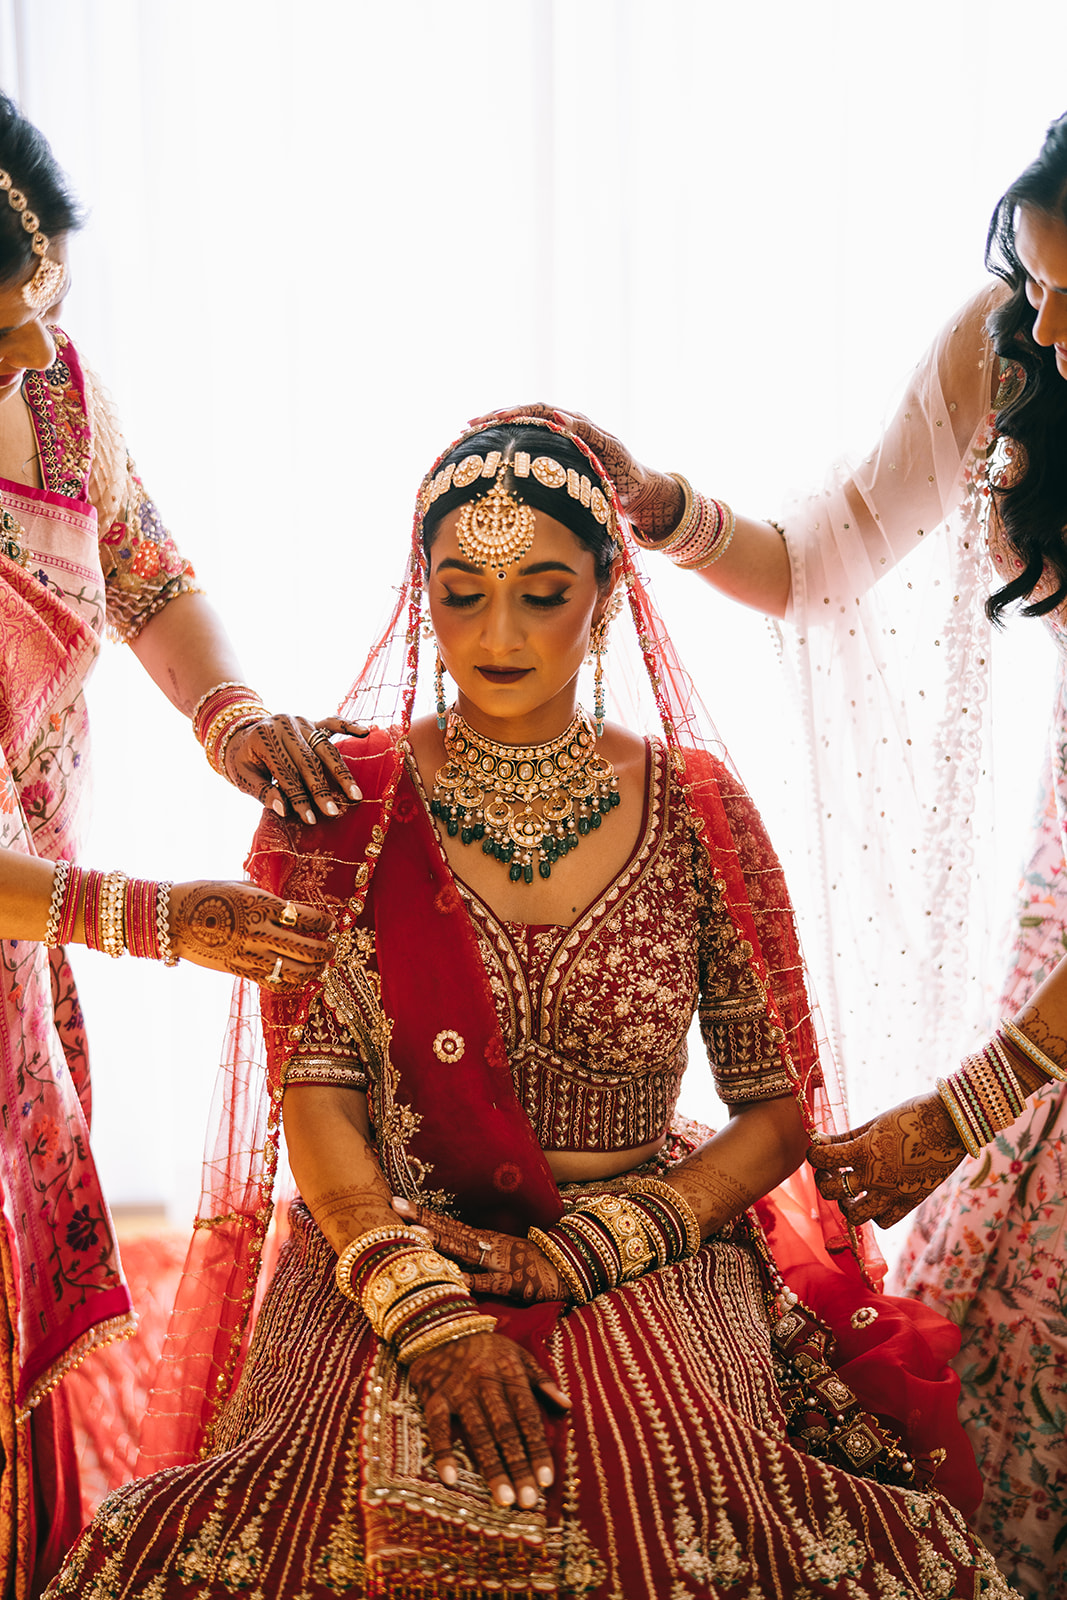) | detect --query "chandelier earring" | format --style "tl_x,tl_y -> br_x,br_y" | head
590,617 -> 609,738
434,651 -> 448,731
